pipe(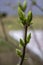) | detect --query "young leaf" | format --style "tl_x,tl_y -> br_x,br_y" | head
19,3 -> 23,11
27,11 -> 32,25
20,39 -> 24,47
23,0 -> 27,11
19,43 -> 22,48
18,1 -> 27,12
16,49 -> 22,58
18,18 -> 26,25
18,7 -> 25,20
18,7 -> 26,25
26,33 -> 31,43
